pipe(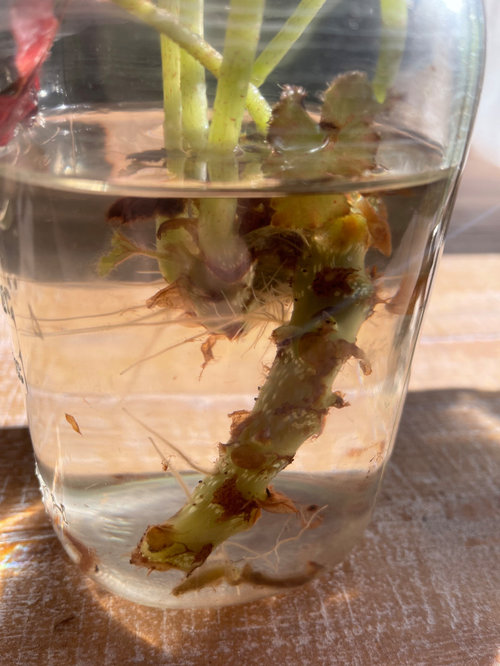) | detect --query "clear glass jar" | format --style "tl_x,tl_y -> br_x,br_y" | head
0,0 -> 483,608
